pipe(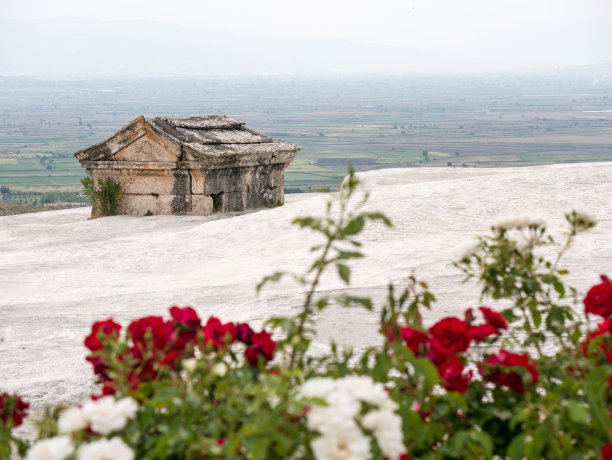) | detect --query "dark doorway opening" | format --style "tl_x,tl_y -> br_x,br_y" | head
211,192 -> 224,213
